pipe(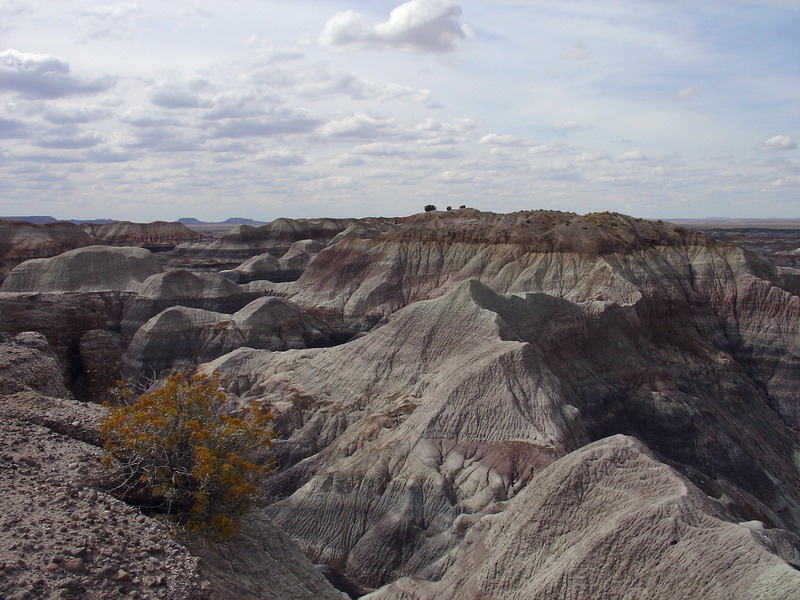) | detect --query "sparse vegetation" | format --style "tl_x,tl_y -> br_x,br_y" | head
424,204 -> 437,212
101,371 -> 275,541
